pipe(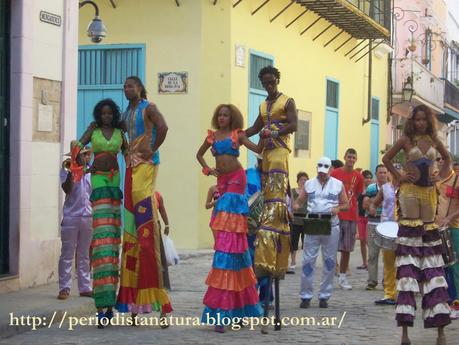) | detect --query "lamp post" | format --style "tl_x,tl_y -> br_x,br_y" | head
79,1 -> 107,43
